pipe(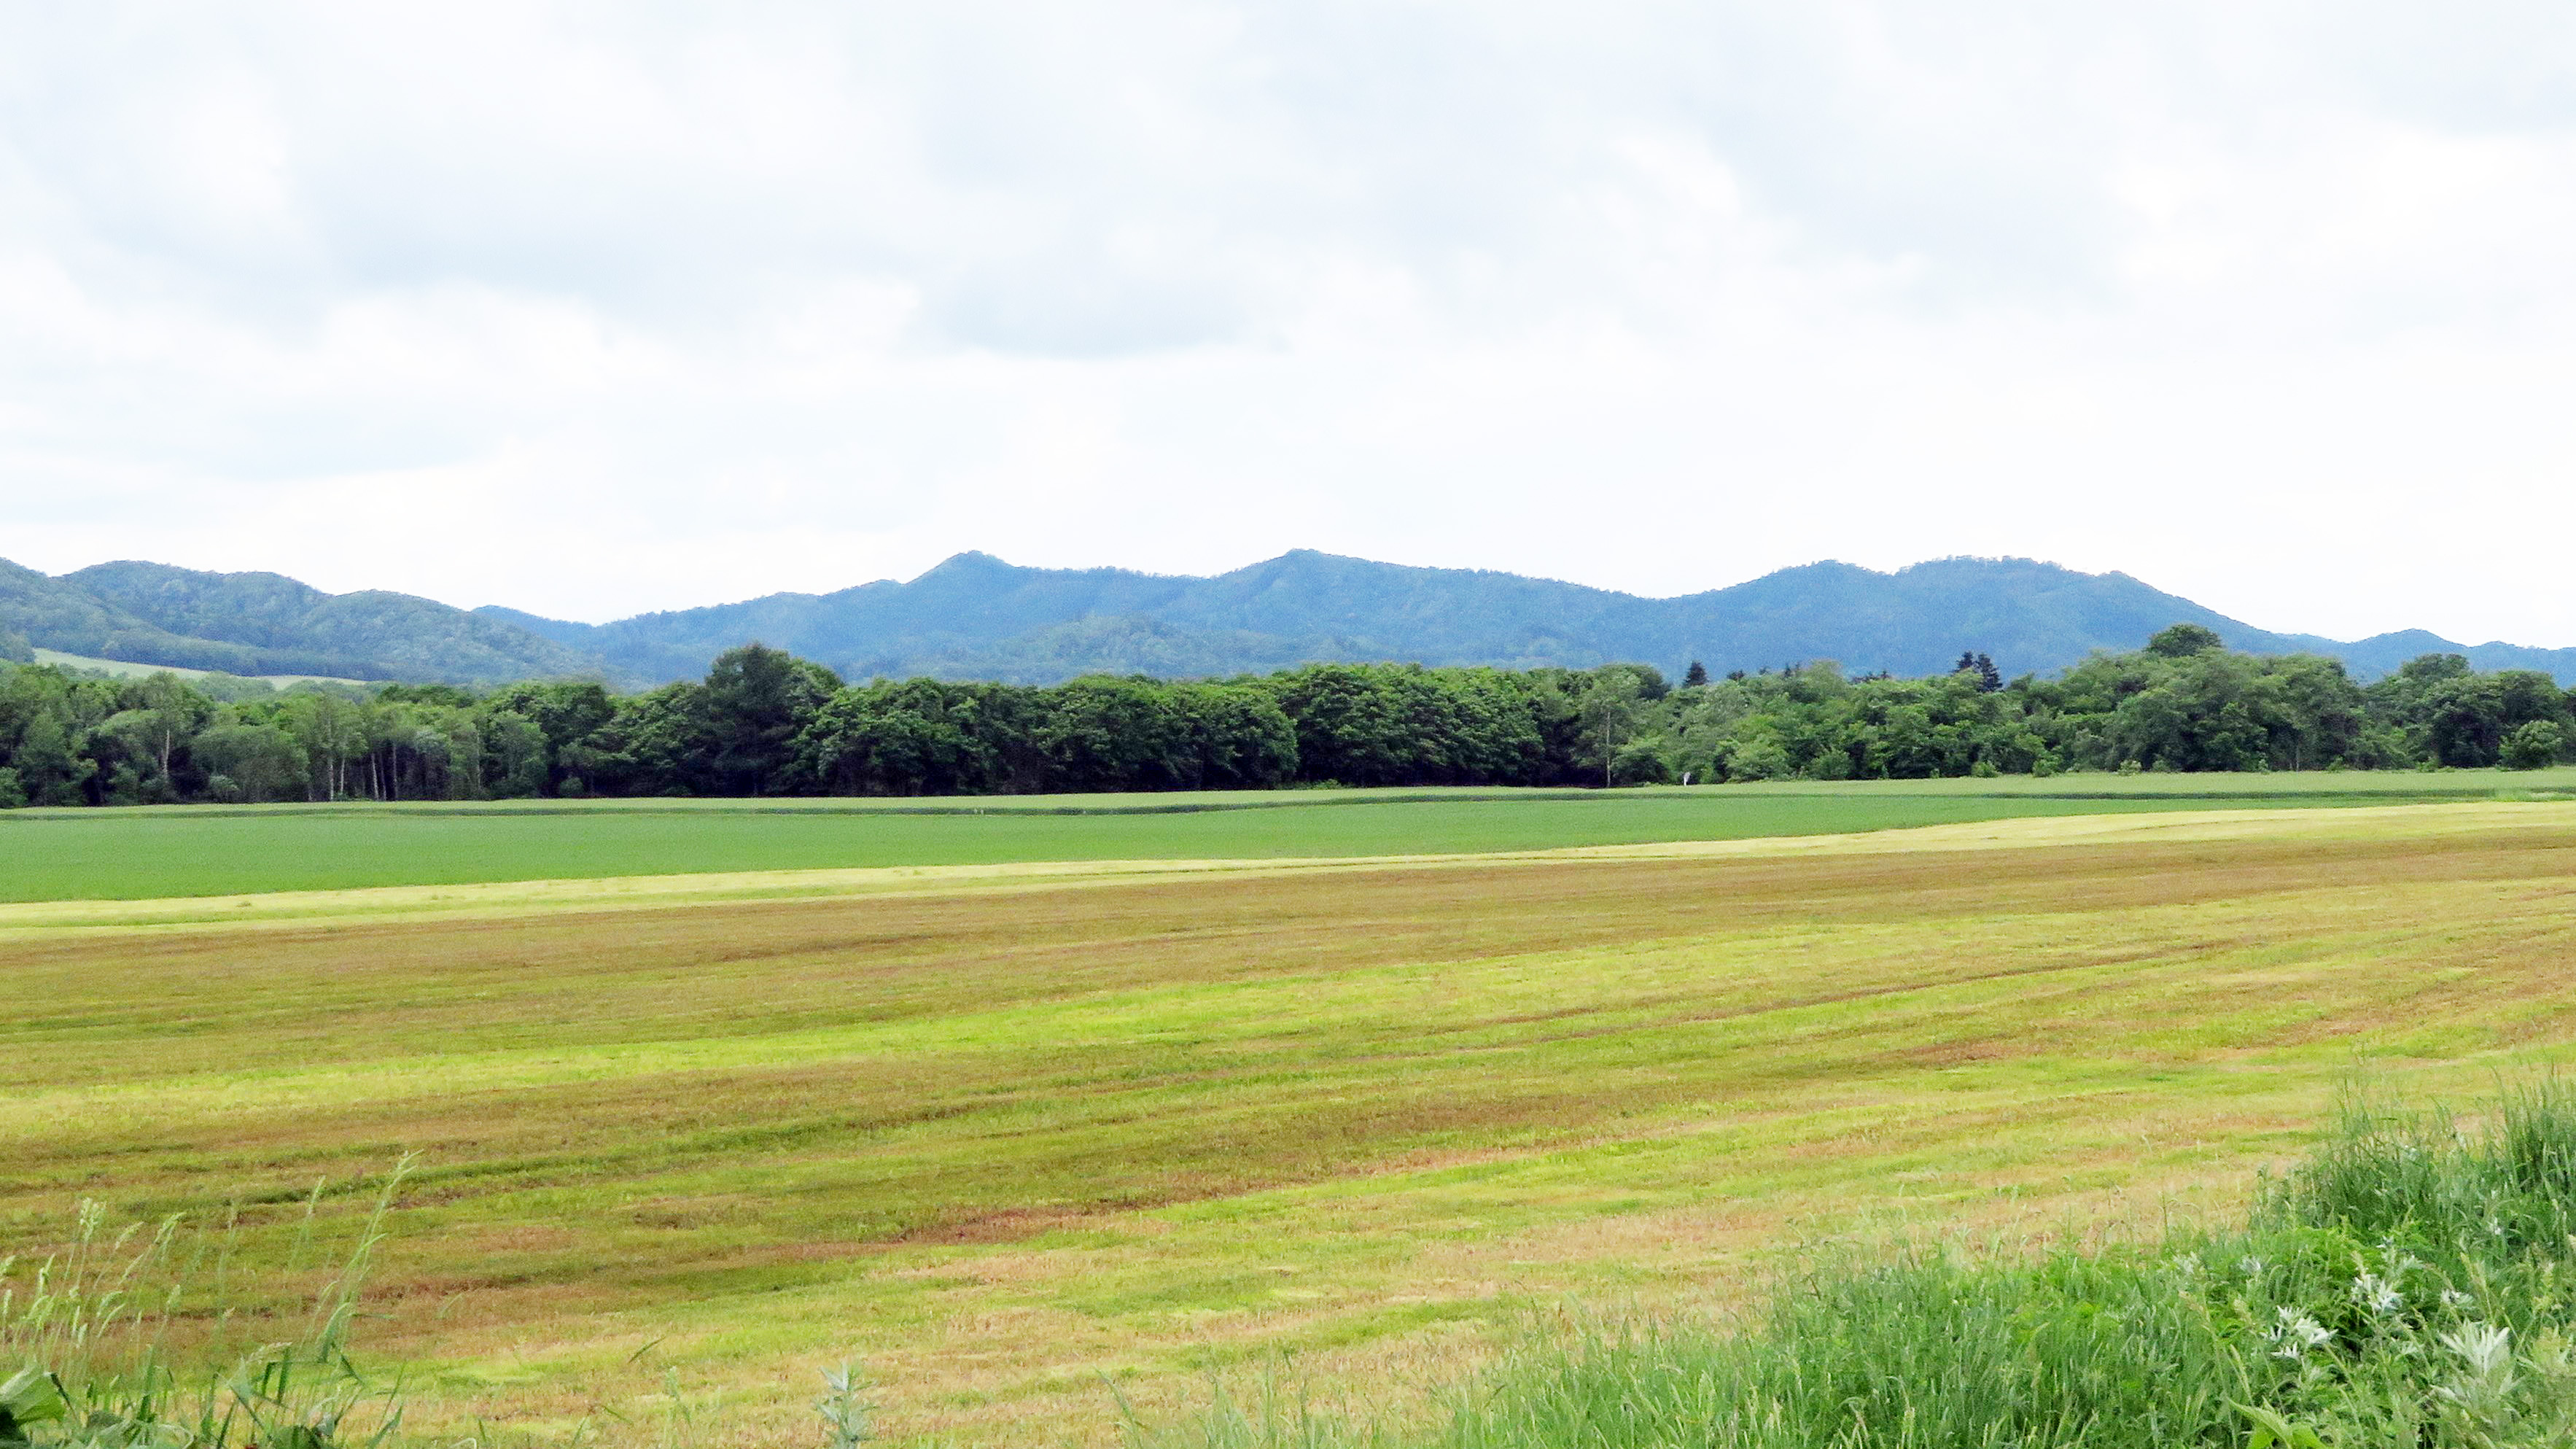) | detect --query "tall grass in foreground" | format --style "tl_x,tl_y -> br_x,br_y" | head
1140,1083 -> 2576,1449
0,1165 -> 412,1449
0,1159 -> 881,1448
